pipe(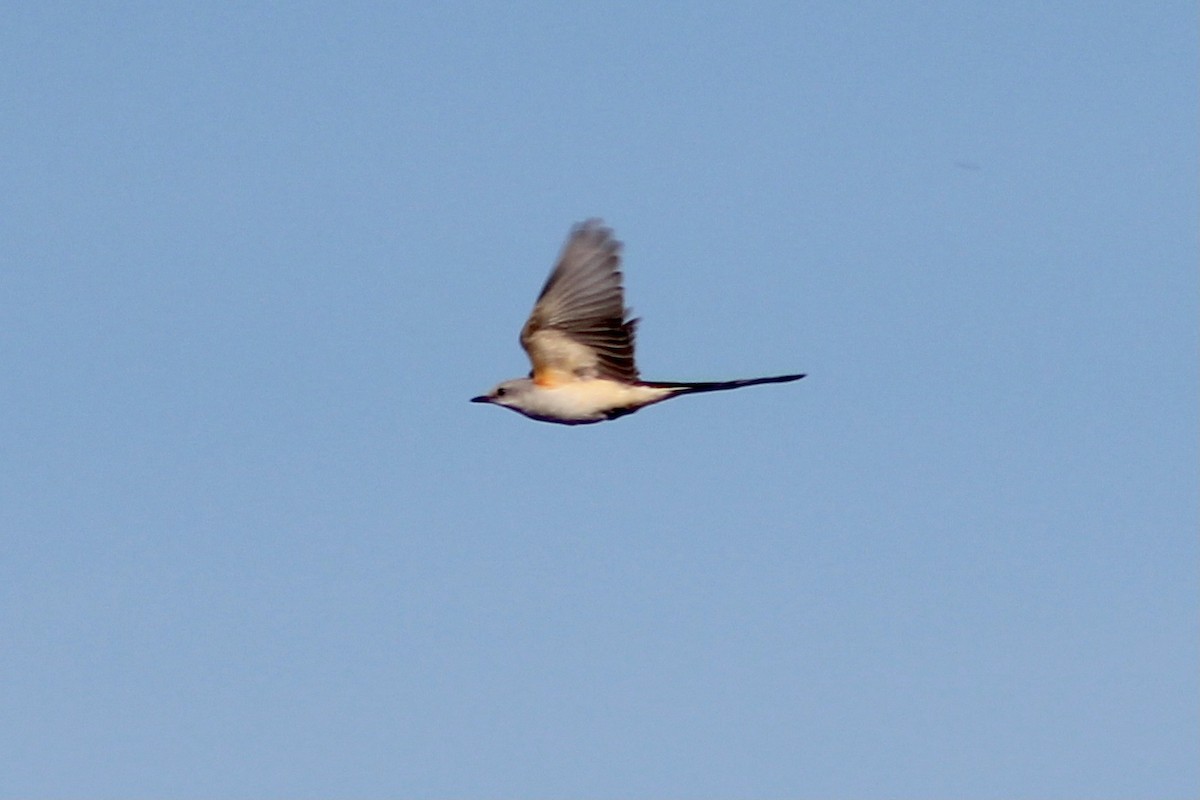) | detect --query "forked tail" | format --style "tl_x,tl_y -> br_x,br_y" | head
642,373 -> 806,396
